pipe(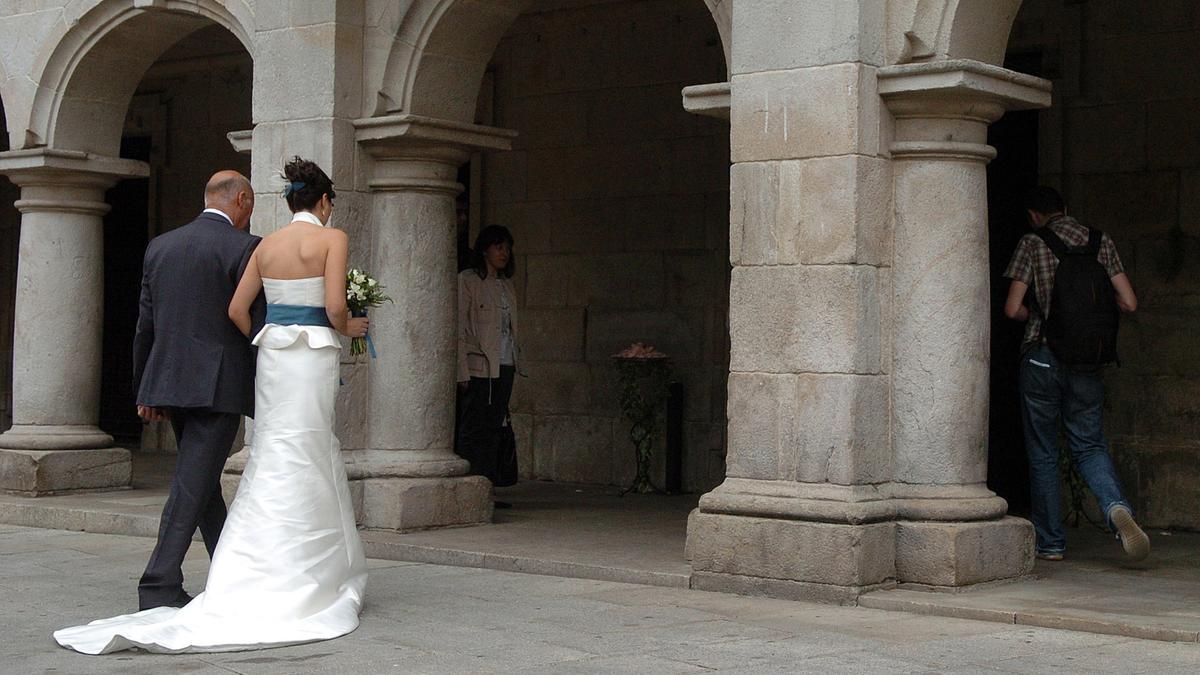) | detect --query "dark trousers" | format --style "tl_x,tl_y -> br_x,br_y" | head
455,366 -> 515,484
138,408 -> 241,609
